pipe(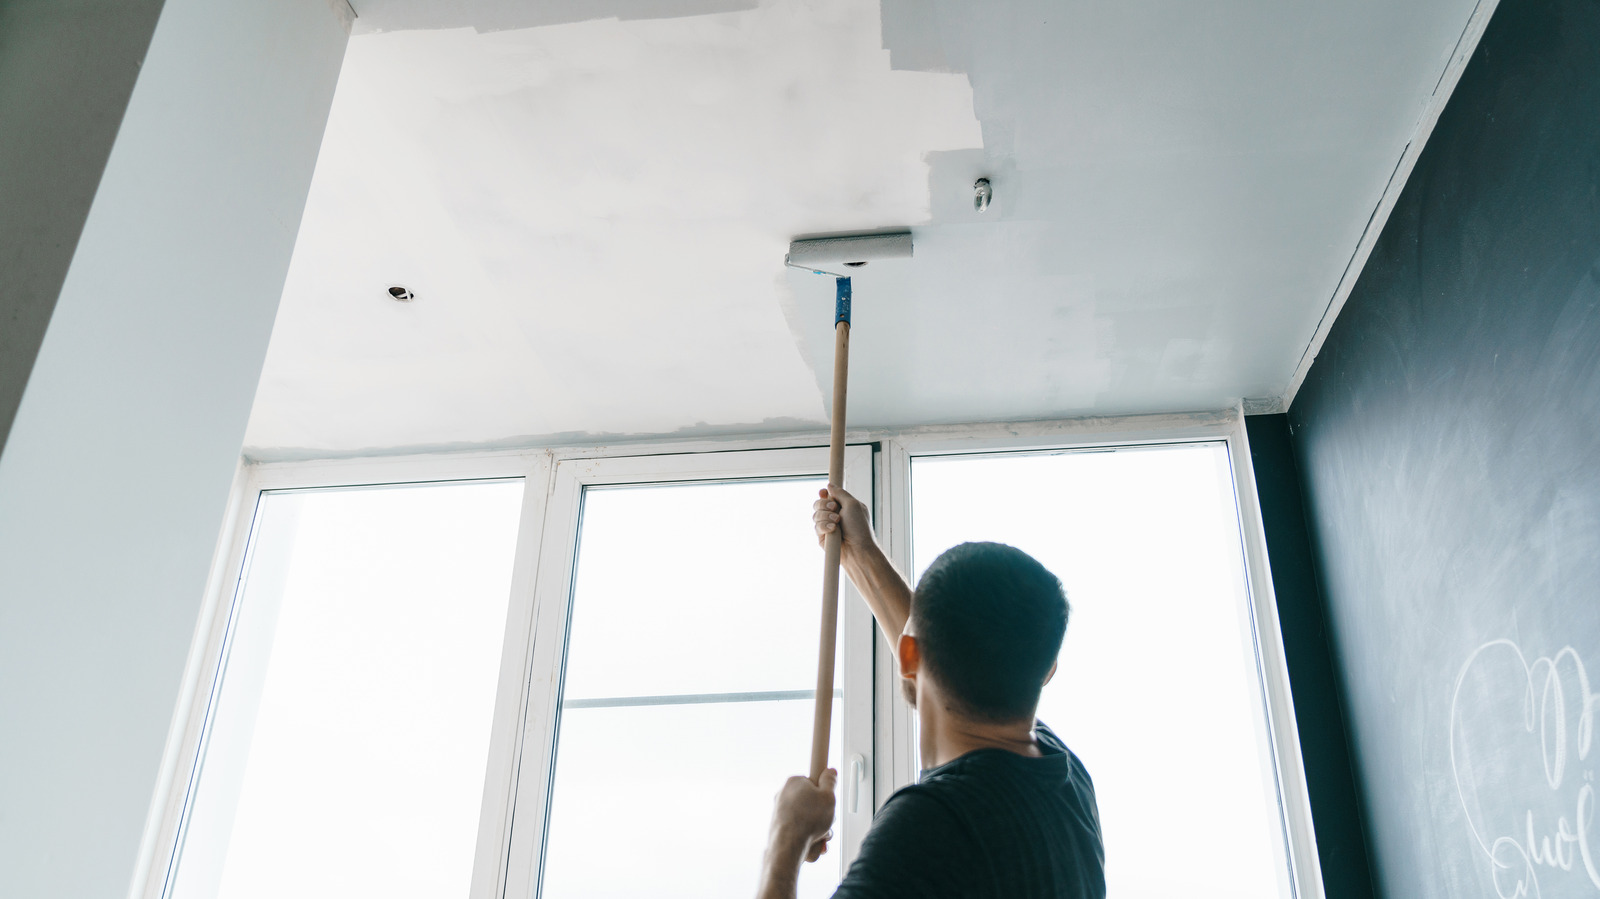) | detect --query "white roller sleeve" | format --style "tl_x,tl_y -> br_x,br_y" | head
787,231 -> 913,266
